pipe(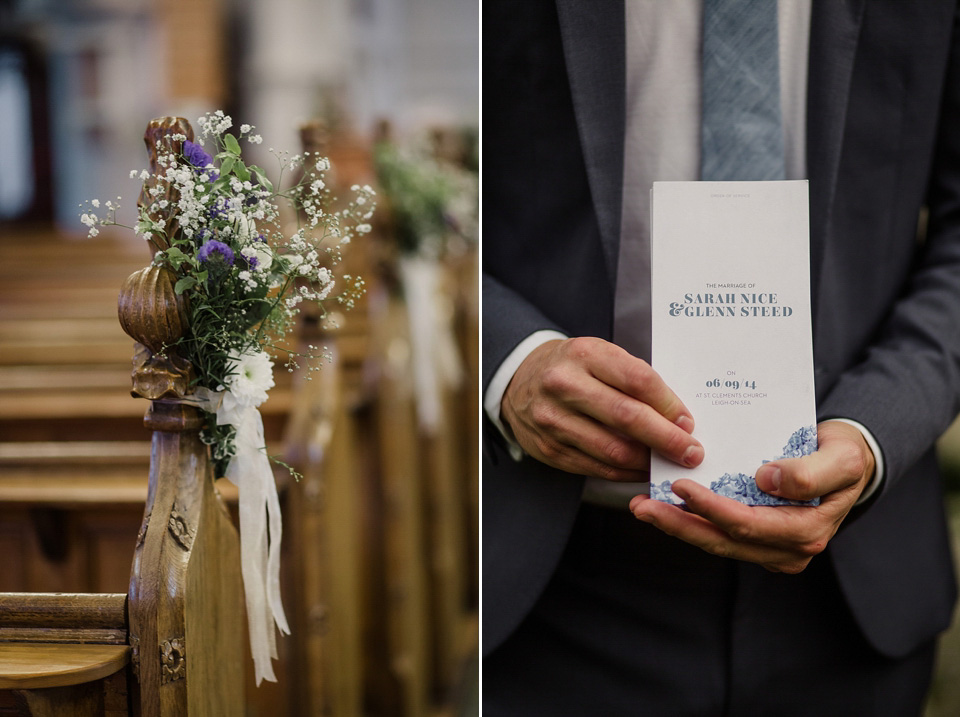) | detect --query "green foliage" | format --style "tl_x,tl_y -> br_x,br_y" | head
373,141 -> 456,256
